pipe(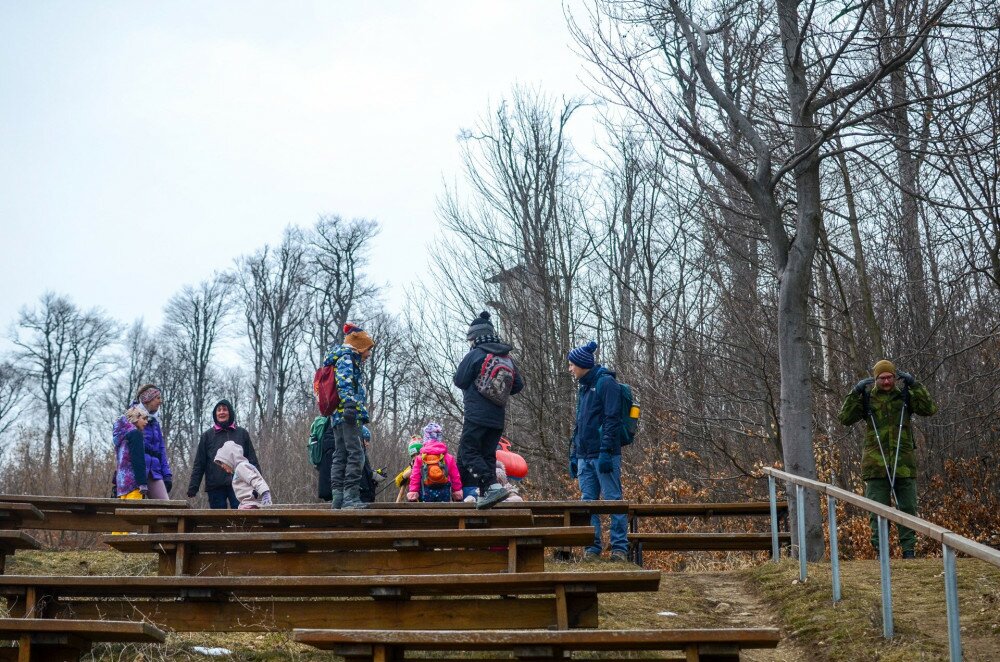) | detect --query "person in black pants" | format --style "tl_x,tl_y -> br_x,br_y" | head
453,311 -> 524,509
187,399 -> 260,508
